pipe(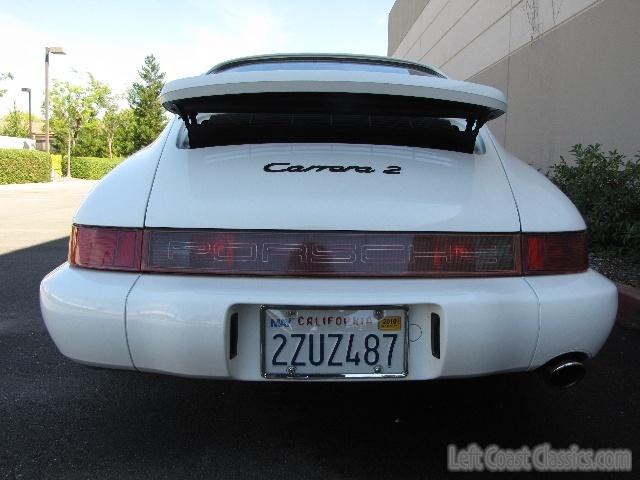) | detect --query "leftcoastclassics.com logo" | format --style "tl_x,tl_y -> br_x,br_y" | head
448,443 -> 632,473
